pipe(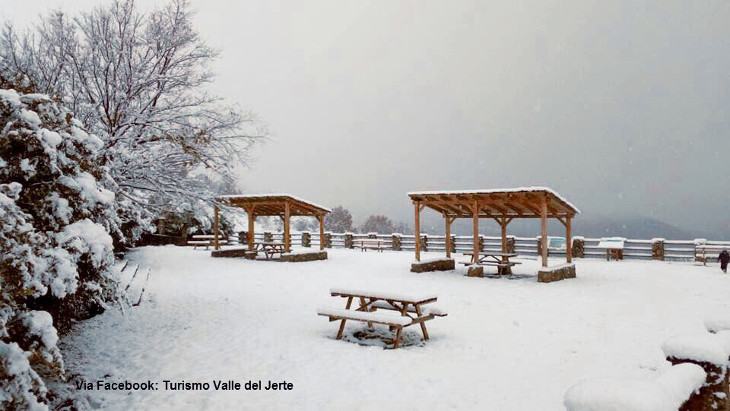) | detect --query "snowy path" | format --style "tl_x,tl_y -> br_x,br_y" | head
61,246 -> 730,410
